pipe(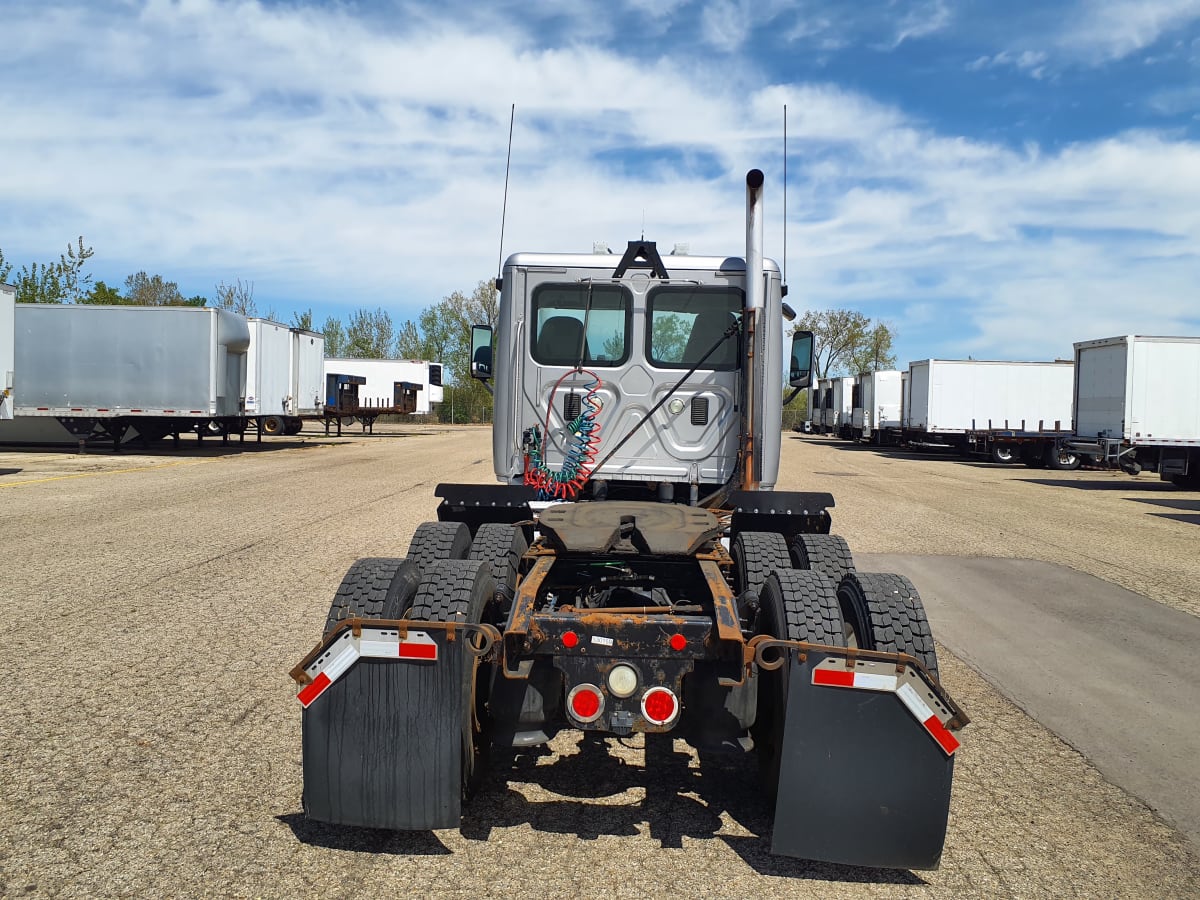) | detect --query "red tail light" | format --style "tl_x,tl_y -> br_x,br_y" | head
641,686 -> 679,726
567,684 -> 604,723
